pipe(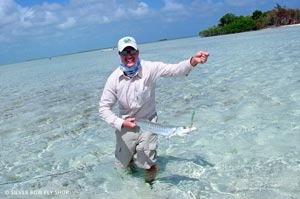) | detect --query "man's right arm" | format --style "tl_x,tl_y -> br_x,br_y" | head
99,77 -> 124,131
